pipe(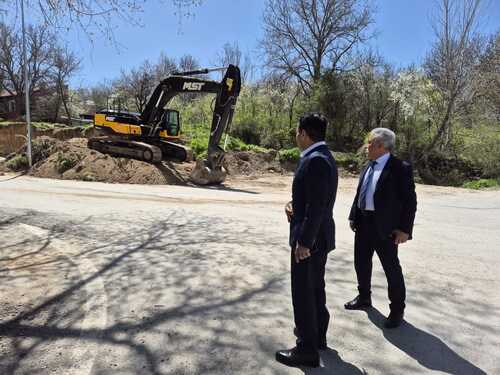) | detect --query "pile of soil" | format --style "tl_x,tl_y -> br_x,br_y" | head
0,136 -> 290,185
28,137 -> 195,185
223,150 -> 284,175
